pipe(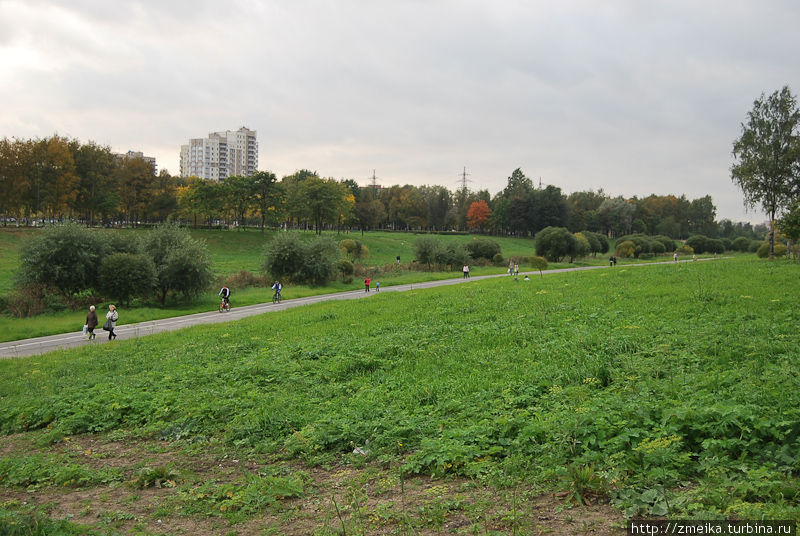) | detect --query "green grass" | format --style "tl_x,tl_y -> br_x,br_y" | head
1,257 -> 799,521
